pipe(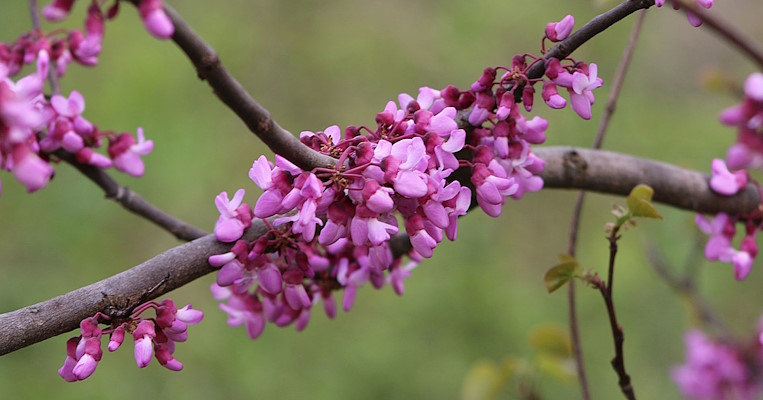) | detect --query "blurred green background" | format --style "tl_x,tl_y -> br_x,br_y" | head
1,1 -> 762,398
